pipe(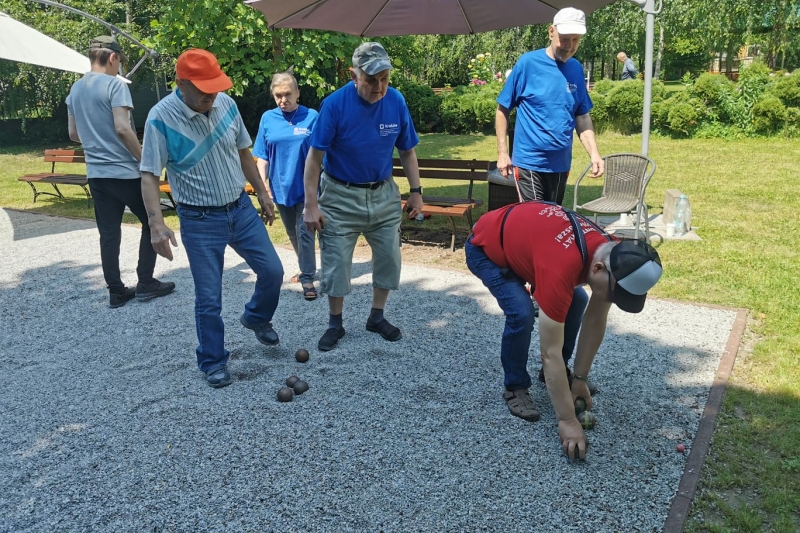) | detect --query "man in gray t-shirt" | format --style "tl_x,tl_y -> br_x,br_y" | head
67,36 -> 174,308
